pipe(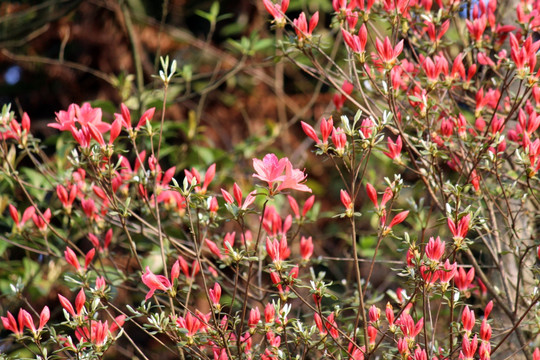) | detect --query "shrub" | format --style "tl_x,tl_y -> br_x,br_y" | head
1,0 -> 540,359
